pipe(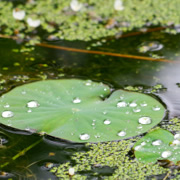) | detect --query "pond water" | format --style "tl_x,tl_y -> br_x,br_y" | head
0,29 -> 180,179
